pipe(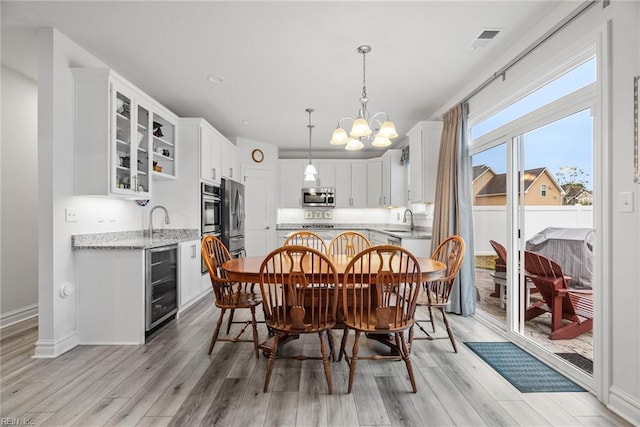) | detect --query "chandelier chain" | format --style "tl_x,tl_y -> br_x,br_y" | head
361,49 -> 367,102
